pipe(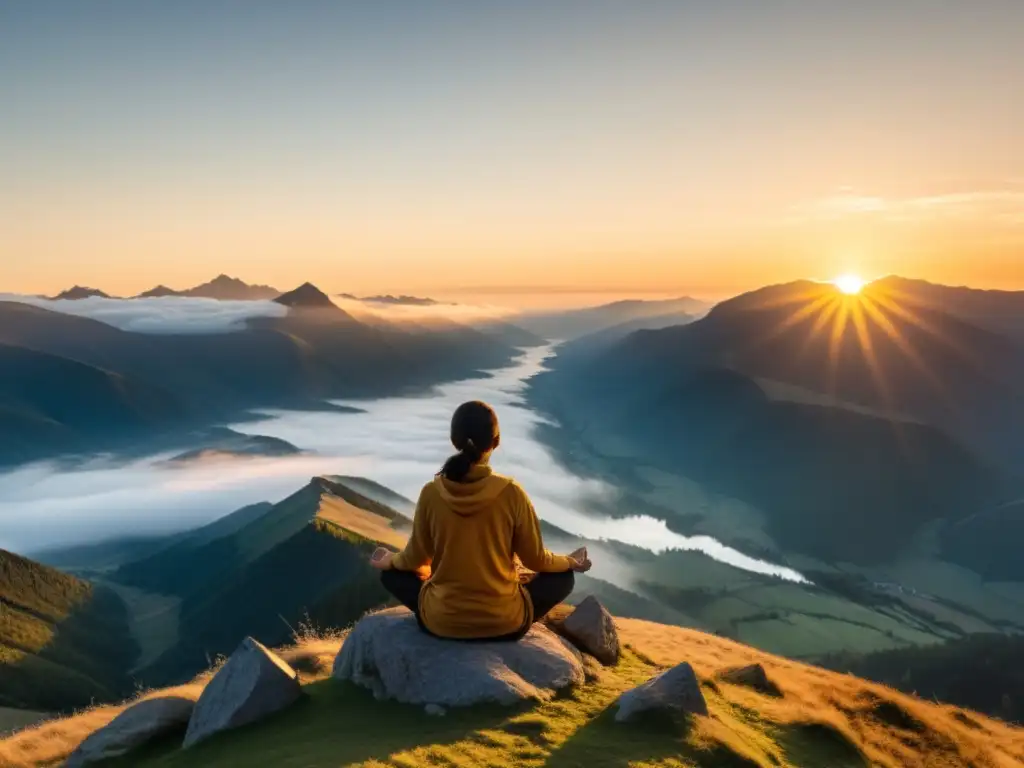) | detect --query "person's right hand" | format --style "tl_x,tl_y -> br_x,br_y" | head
568,546 -> 592,573
370,547 -> 394,571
